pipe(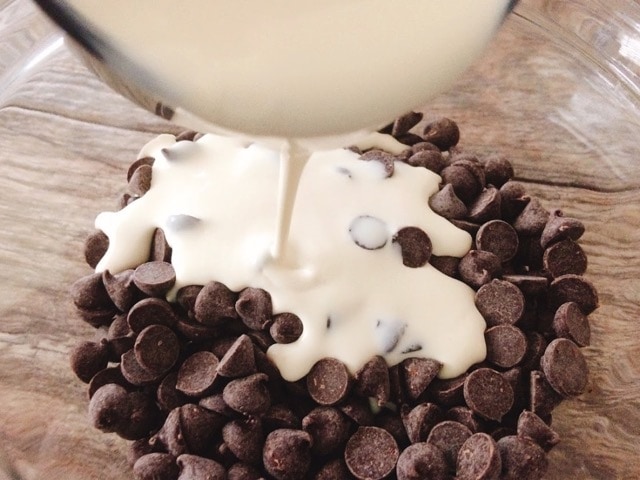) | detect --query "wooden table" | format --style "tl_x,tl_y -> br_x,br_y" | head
0,0 -> 638,478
